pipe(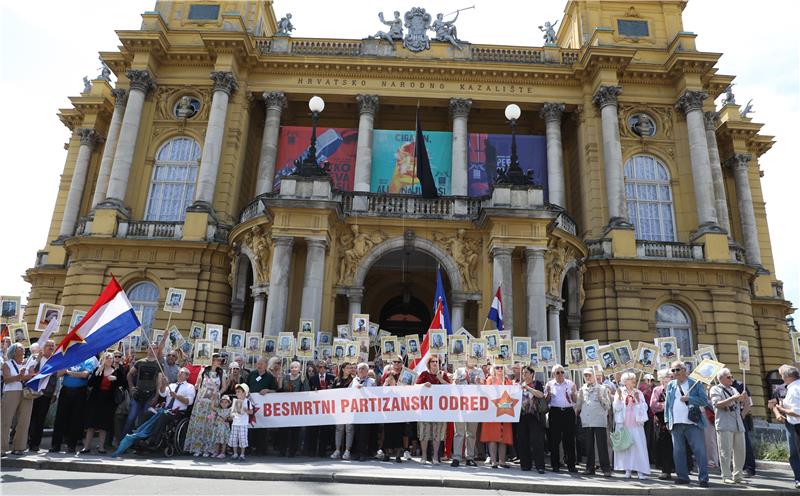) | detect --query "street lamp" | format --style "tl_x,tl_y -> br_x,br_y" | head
293,95 -> 329,177
495,103 -> 534,186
